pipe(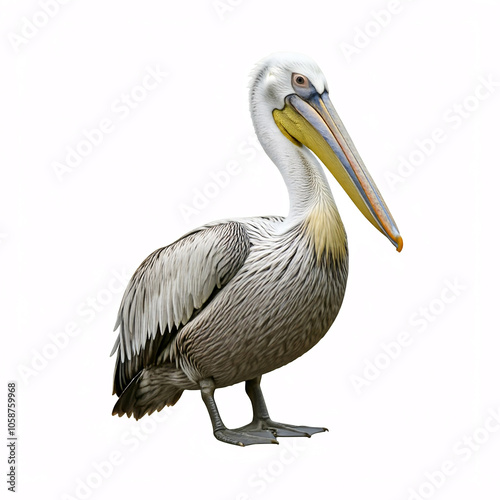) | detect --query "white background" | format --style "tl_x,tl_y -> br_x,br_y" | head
2,1 -> 500,499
